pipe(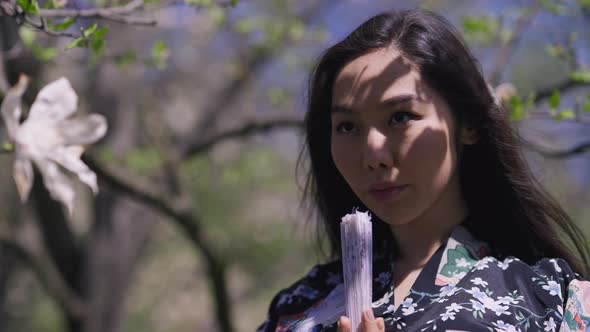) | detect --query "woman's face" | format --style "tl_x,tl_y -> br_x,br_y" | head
330,47 -> 471,228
